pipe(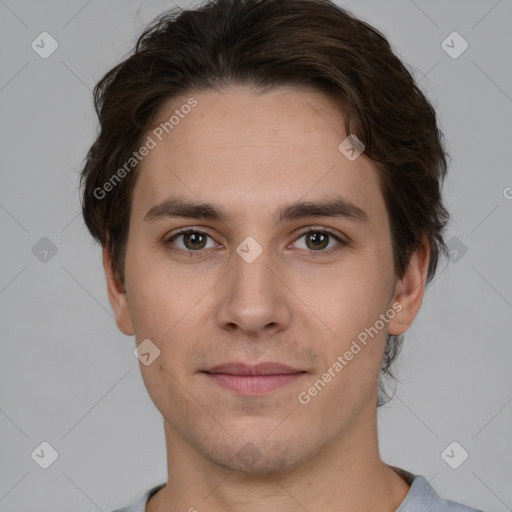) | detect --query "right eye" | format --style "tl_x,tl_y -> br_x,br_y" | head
165,229 -> 219,254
